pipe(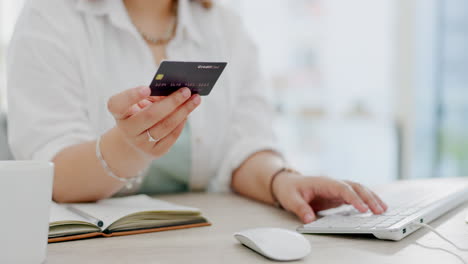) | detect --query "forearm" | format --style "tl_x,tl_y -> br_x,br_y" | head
231,151 -> 285,205
52,127 -> 151,203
